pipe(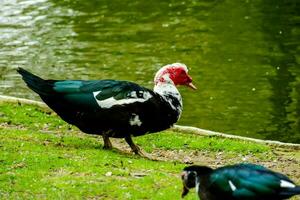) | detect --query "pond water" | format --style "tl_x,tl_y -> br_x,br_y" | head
0,0 -> 299,143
